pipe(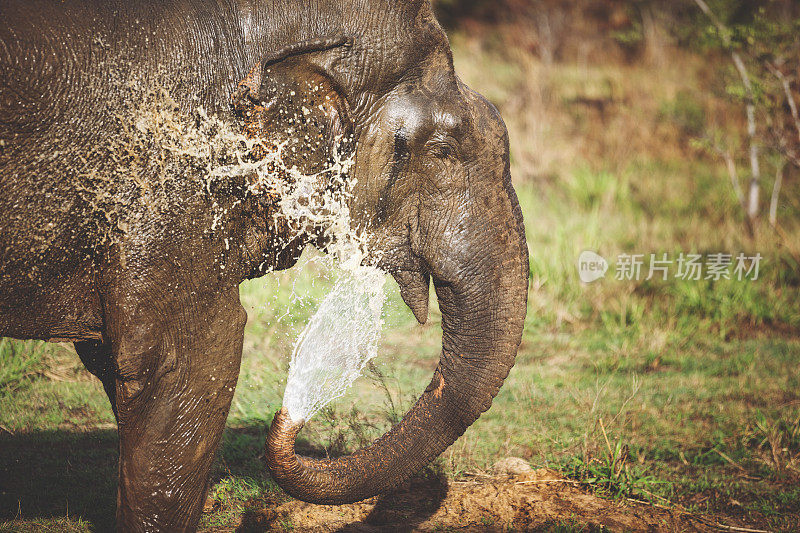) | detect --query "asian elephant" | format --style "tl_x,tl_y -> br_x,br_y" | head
0,0 -> 528,531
